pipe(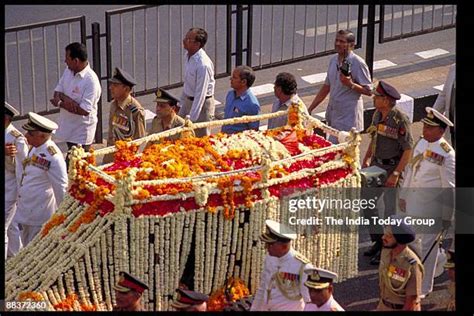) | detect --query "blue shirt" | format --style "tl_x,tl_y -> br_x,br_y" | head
221,89 -> 260,134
